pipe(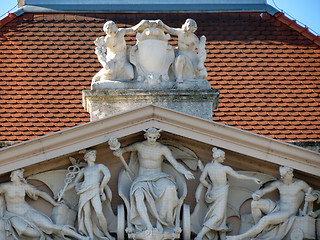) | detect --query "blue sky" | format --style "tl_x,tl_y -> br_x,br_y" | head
0,0 -> 319,36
